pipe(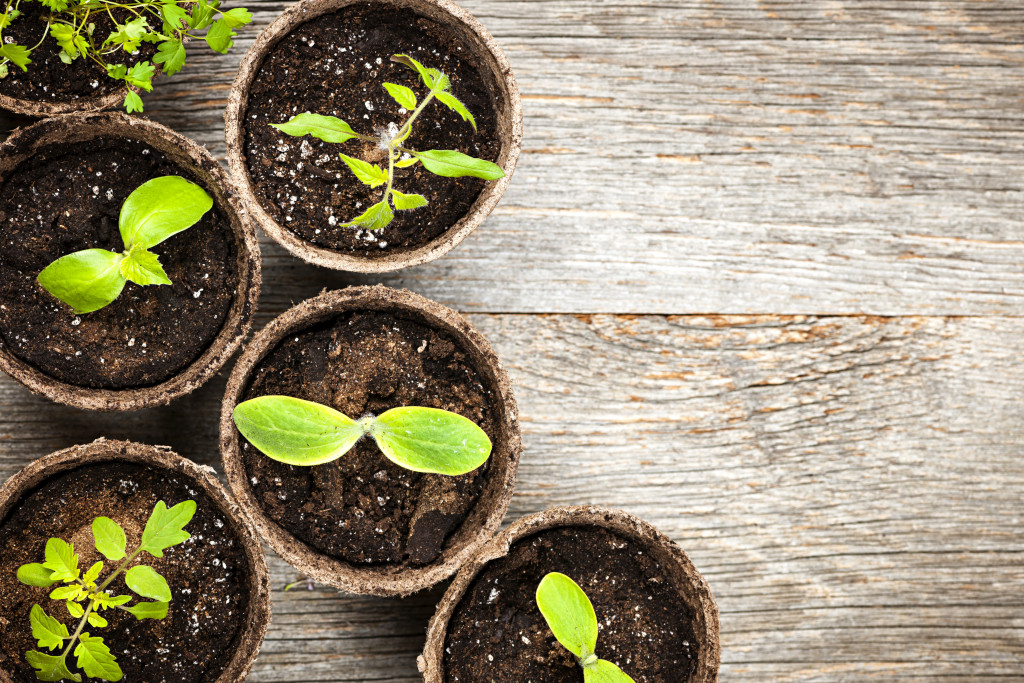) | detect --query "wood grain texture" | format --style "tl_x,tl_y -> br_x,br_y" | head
1,313 -> 1022,680
92,0 -> 1024,314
